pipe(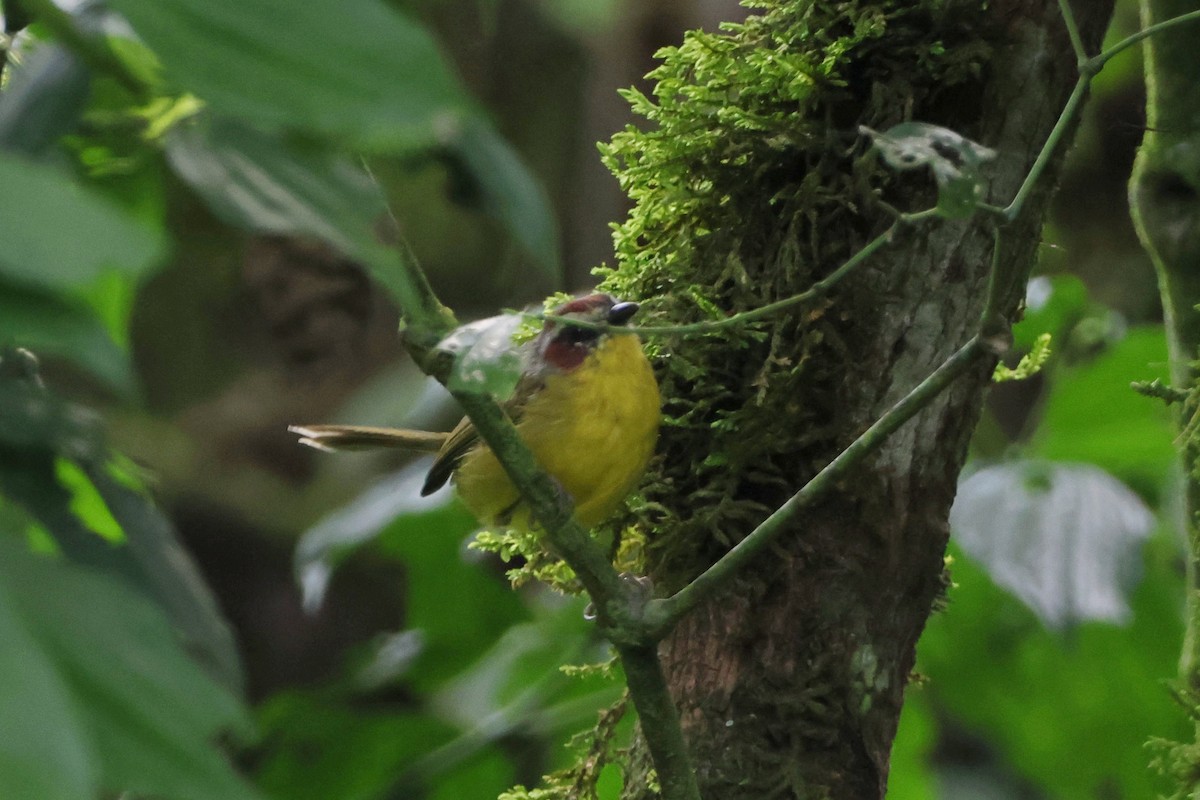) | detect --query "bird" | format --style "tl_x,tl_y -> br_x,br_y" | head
291,293 -> 661,530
